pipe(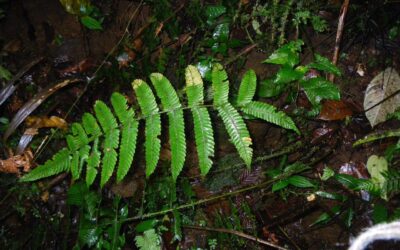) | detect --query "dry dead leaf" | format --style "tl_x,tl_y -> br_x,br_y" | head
0,150 -> 33,176
364,67 -> 400,127
3,78 -> 83,141
25,116 -> 68,130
